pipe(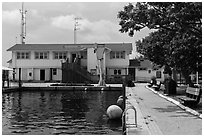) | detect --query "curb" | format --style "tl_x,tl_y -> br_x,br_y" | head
145,86 -> 202,119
